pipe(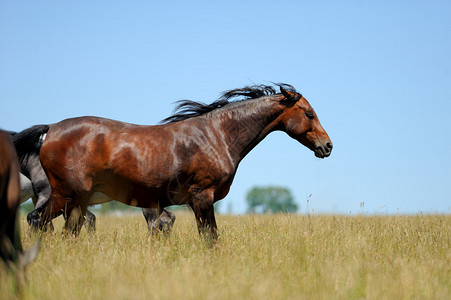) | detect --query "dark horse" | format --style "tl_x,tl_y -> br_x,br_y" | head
0,130 -> 39,269
18,84 -> 332,239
